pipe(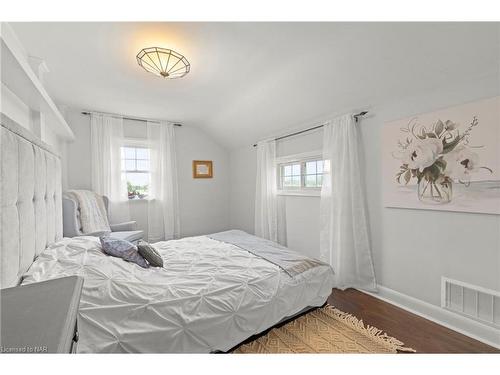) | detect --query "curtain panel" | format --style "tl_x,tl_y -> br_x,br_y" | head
90,113 -> 130,223
255,139 -> 279,242
147,120 -> 180,242
320,113 -> 377,291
